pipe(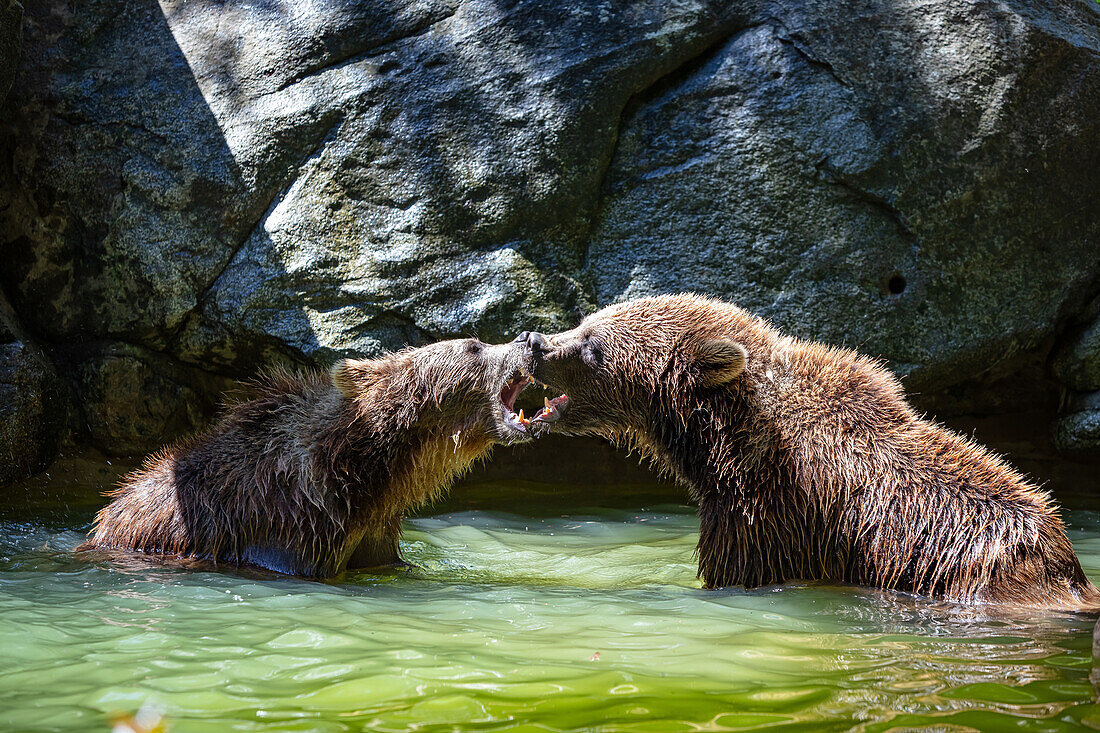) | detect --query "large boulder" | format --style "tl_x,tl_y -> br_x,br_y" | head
0,0 -> 63,486
1,0 -> 744,367
586,0 -> 1100,392
1,0 -> 1099,468
1055,306 -> 1100,394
